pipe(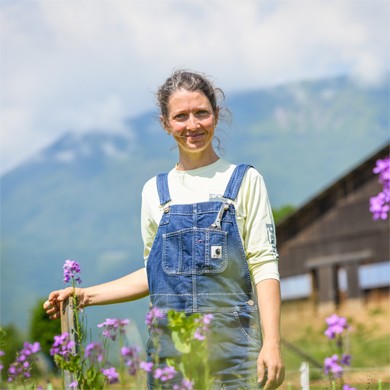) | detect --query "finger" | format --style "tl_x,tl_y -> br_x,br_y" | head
263,369 -> 276,390
58,287 -> 76,302
257,365 -> 267,385
263,377 -> 277,390
48,290 -> 61,301
48,288 -> 71,304
49,311 -> 61,320
43,300 -> 51,310
265,366 -> 285,390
